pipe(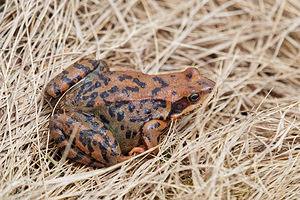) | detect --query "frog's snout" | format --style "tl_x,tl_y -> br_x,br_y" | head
200,78 -> 215,94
